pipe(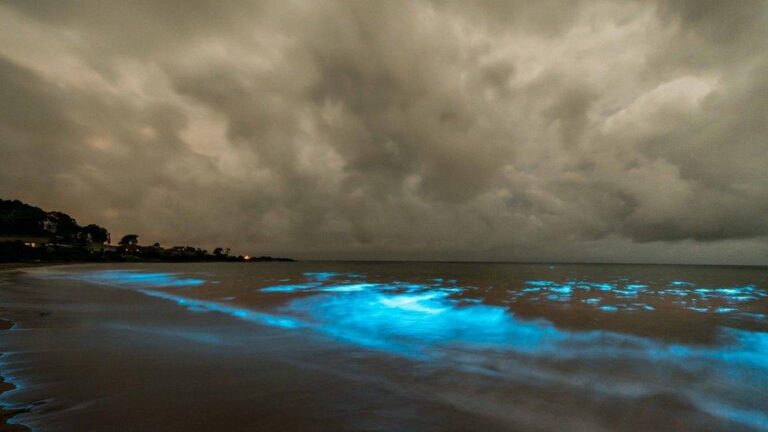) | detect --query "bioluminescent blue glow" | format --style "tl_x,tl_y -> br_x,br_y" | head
40,269 -> 768,430
519,279 -> 767,319
320,283 -> 380,292
261,282 -> 324,292
379,293 -> 448,314
261,282 -> 382,293
139,288 -> 302,329
48,270 -> 207,288
304,272 -> 342,281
